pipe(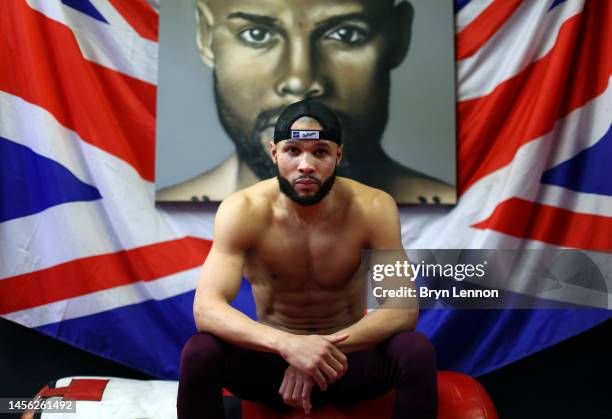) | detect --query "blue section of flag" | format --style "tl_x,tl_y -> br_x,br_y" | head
61,0 -> 108,23
549,0 -> 568,12
419,308 -> 611,376
0,137 -> 102,222
455,0 -> 472,14
33,277 -> 612,379
36,291 -> 198,379
541,124 -> 612,197
34,279 -> 256,379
